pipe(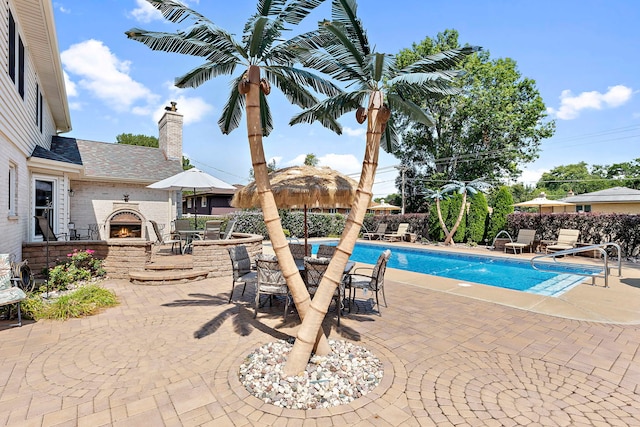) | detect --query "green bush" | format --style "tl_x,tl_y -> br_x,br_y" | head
466,192 -> 489,244
487,186 -> 514,241
47,249 -> 105,291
